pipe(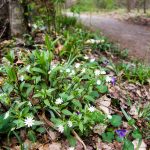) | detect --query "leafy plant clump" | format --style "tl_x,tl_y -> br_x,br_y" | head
0,35 -> 115,147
